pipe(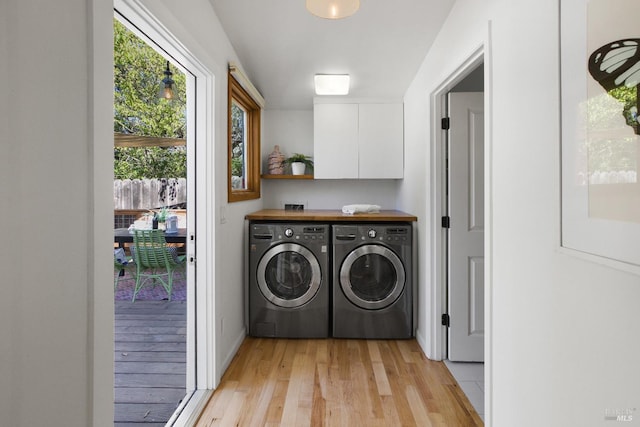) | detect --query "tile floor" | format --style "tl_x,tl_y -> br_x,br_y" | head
444,360 -> 485,422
